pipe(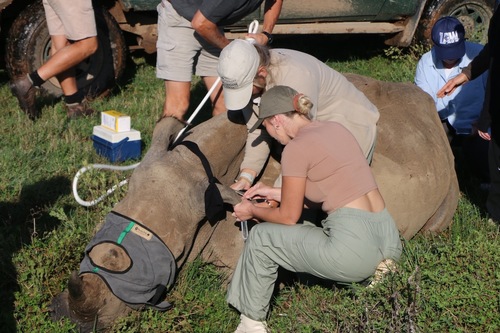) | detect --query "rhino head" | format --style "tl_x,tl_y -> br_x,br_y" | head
50,113 -> 249,330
